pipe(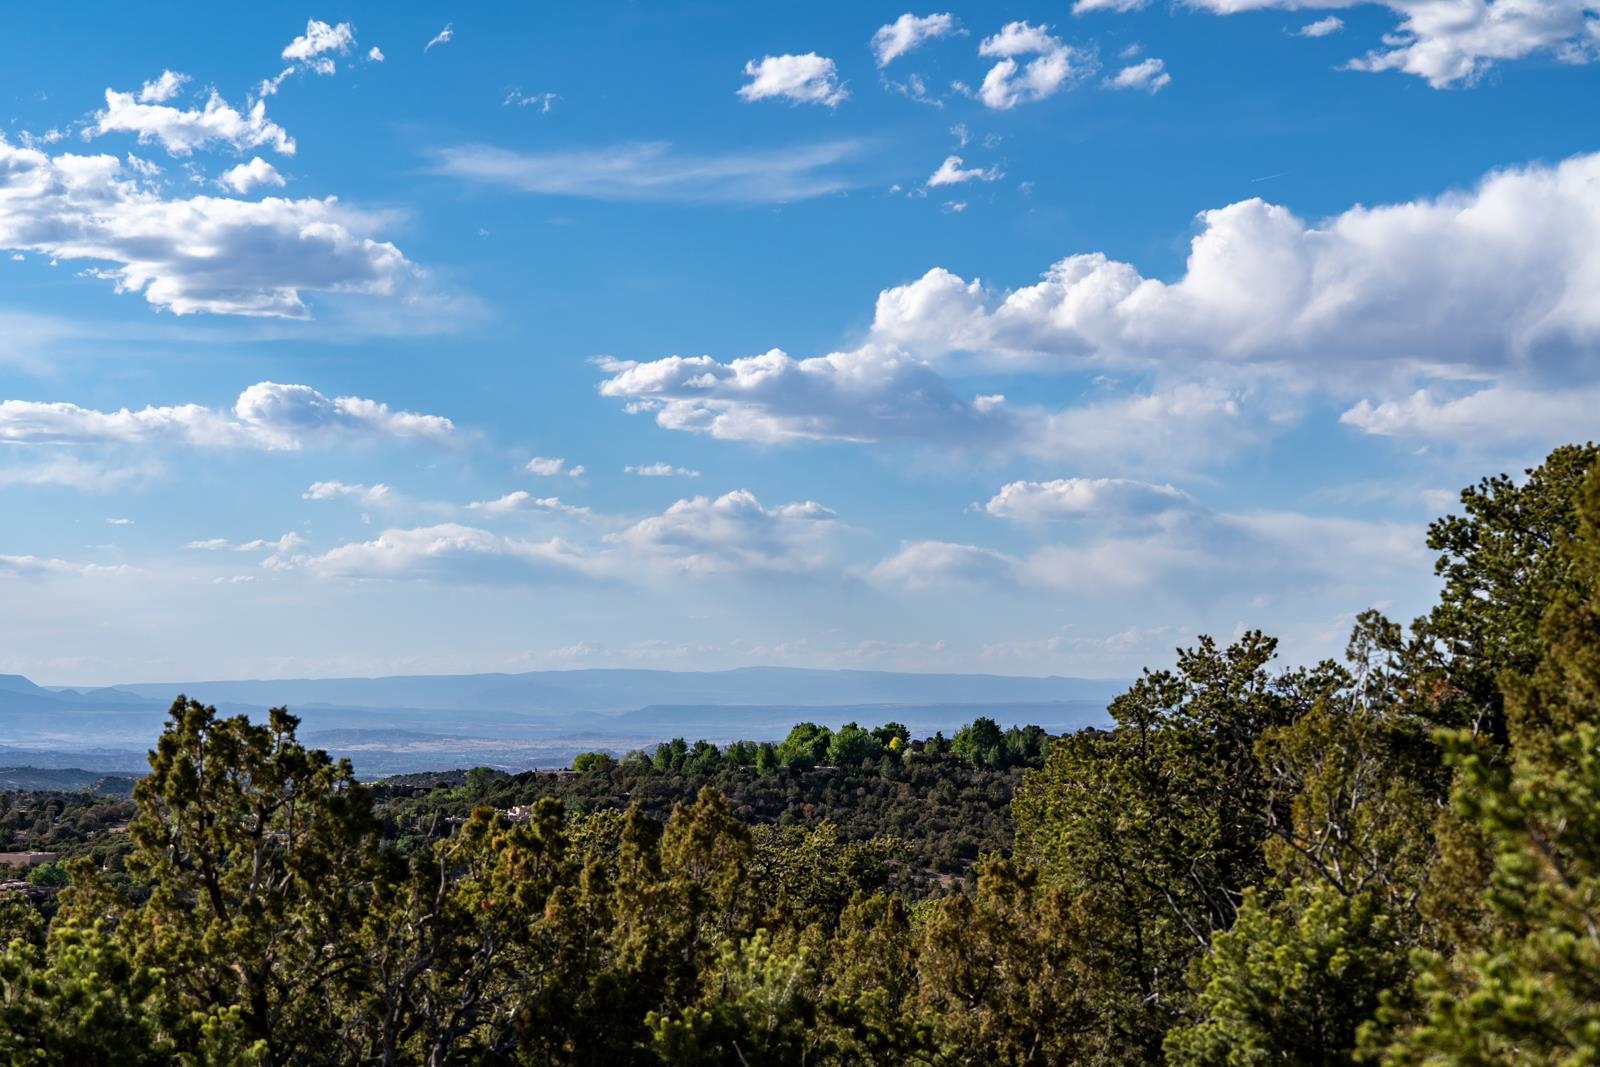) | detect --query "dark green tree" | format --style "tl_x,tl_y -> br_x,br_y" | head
1166,881 -> 1405,1066
115,698 -> 382,1064
1013,633 -> 1336,1060
1390,462 -> 1600,1064
918,857 -> 1096,1064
